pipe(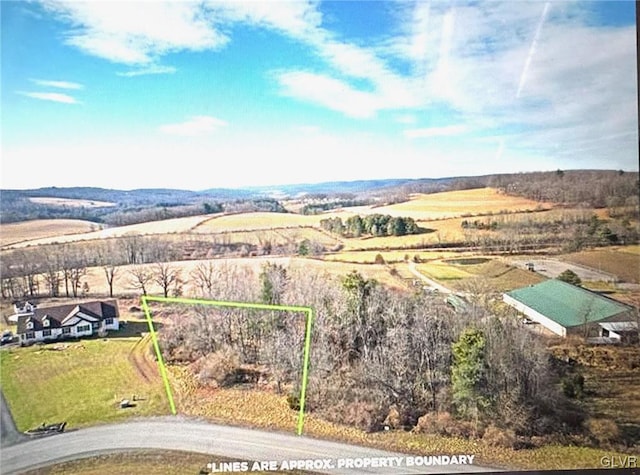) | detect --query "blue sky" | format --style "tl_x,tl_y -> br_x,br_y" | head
1,1 -> 637,190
